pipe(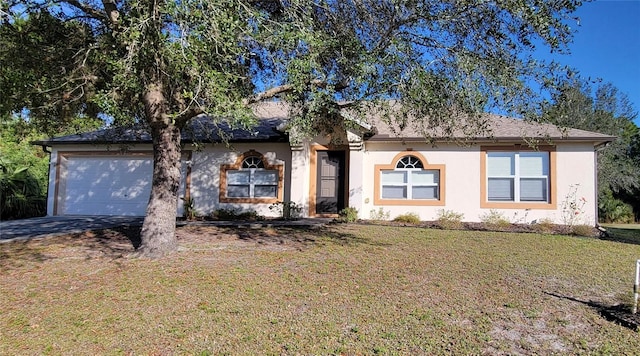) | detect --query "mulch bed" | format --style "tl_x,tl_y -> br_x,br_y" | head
358,220 -> 600,236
